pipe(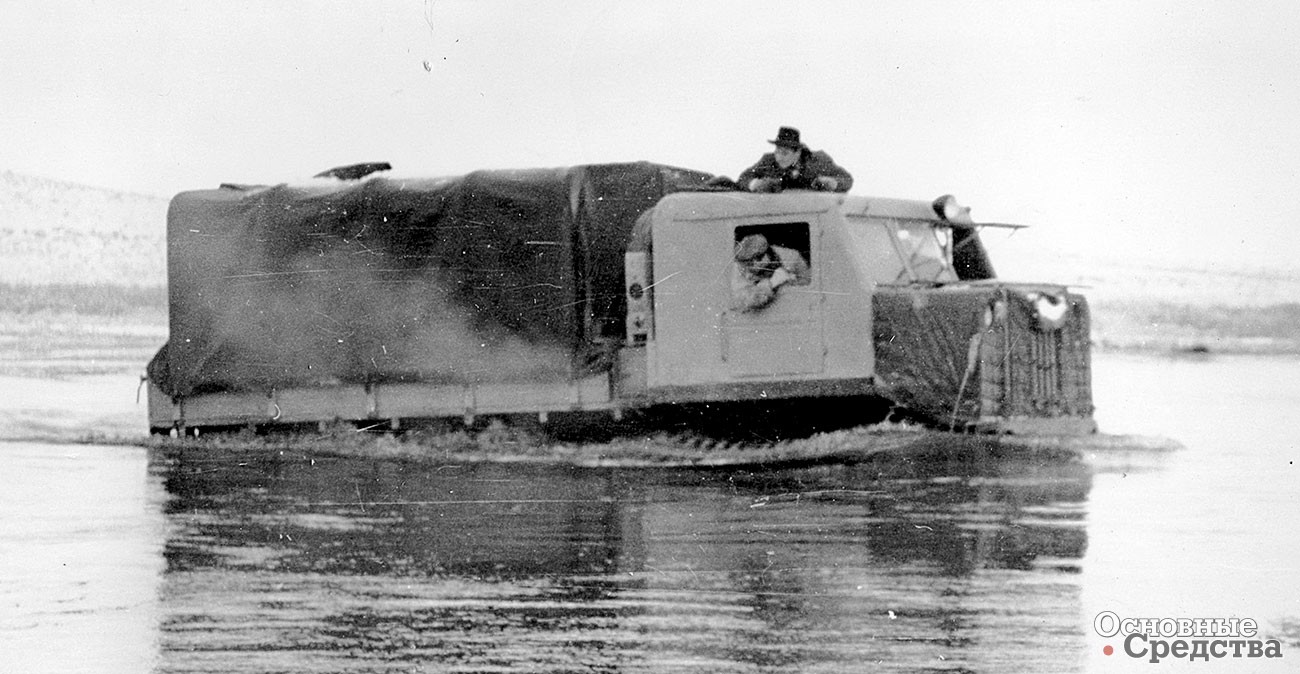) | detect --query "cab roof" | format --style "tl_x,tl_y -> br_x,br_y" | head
647,190 -> 961,225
